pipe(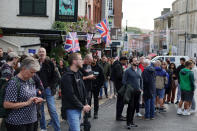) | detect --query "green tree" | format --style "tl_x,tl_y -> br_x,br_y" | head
52,16 -> 95,32
125,27 -> 143,34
